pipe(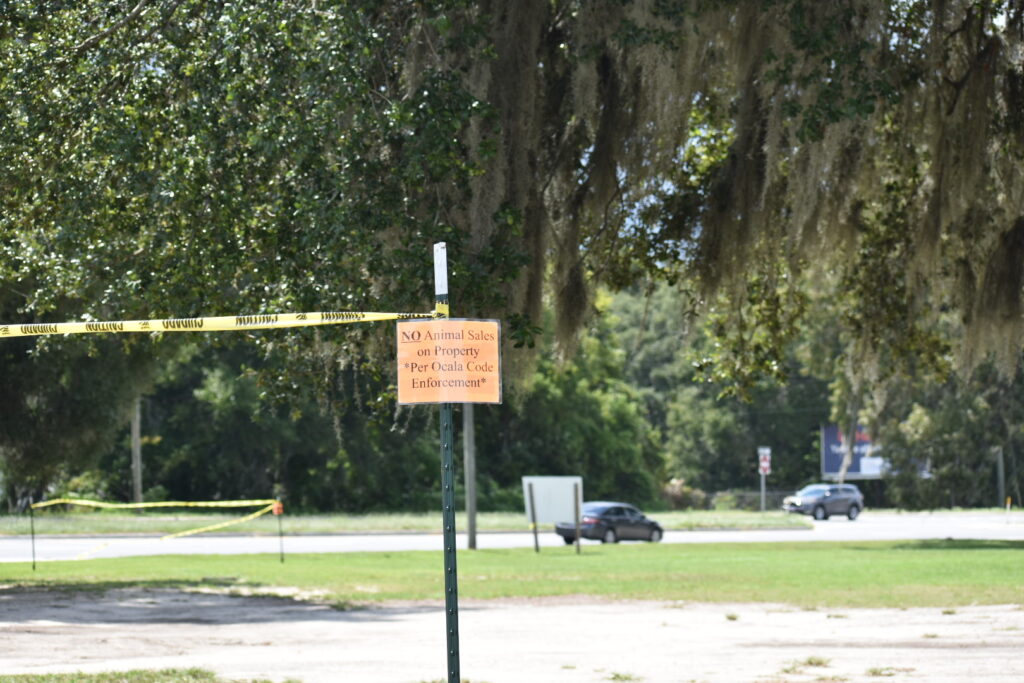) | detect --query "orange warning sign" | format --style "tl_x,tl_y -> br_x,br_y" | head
397,319 -> 502,404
